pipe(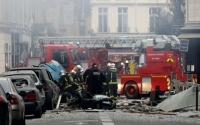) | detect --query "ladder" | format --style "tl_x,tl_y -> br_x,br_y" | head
37,35 -> 180,49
